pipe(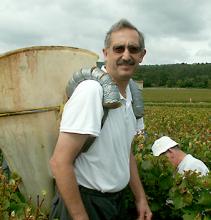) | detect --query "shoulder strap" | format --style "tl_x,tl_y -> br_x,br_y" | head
129,79 -> 144,119
80,107 -> 109,153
